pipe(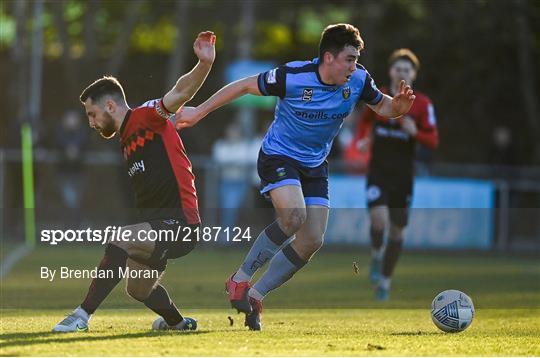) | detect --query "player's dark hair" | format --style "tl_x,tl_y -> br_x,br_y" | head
79,76 -> 126,104
388,48 -> 420,71
319,24 -> 364,63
